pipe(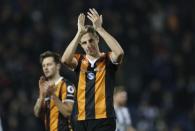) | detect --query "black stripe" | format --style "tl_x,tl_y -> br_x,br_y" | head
85,62 -> 96,119
57,113 -> 70,131
75,55 -> 84,120
45,98 -> 50,131
75,54 -> 83,72
75,55 -> 84,88
105,54 -> 116,118
57,81 -> 64,131
66,96 -> 74,100
57,80 -> 72,131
